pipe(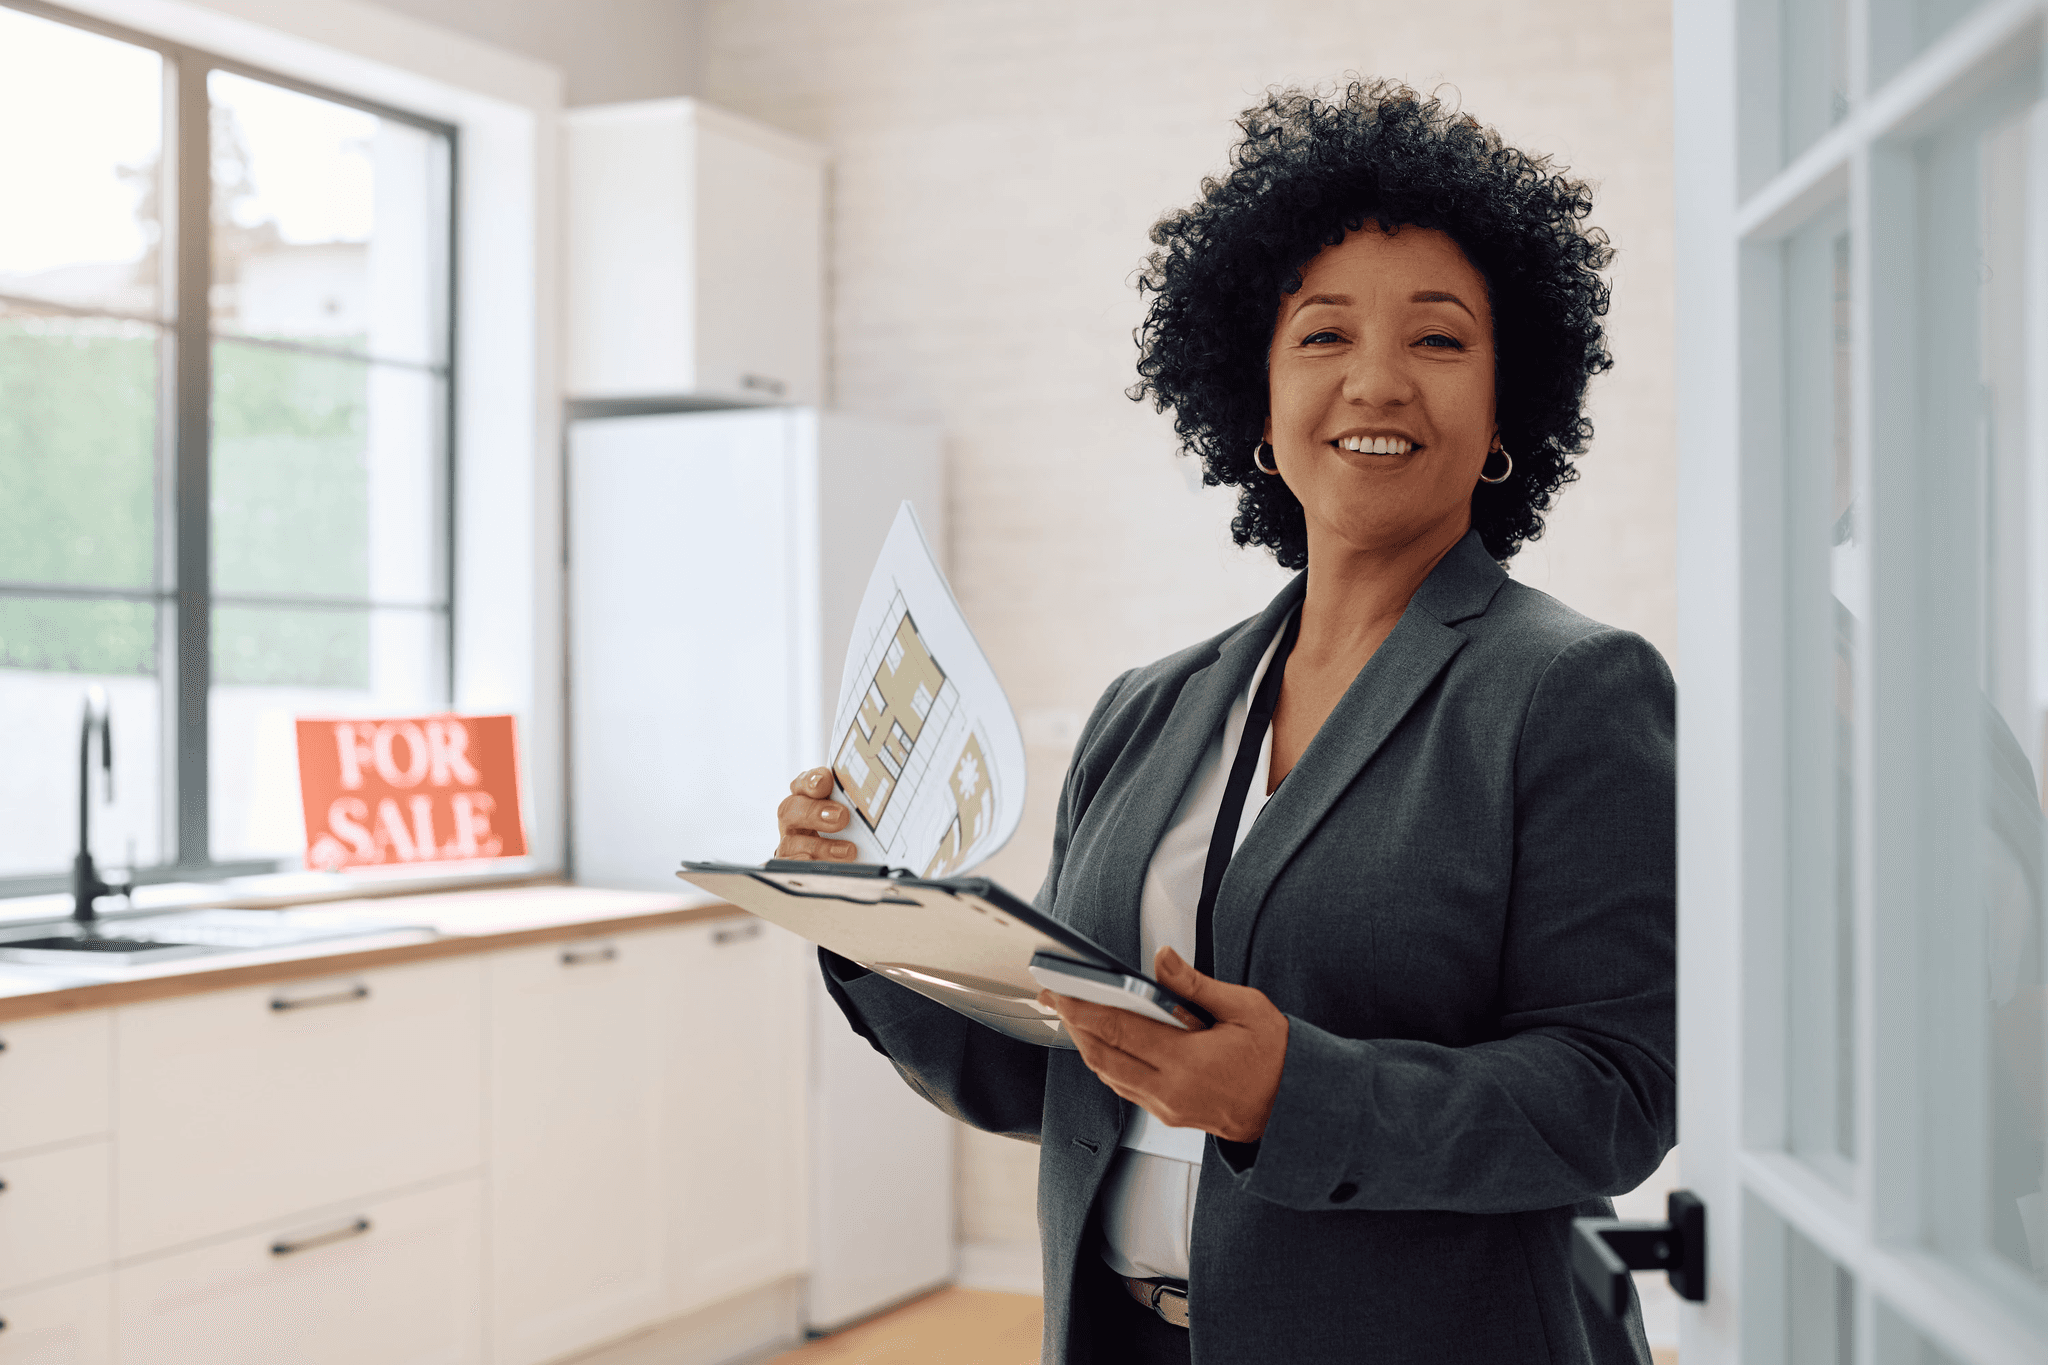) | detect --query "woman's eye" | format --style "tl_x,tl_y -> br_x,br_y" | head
1302,330 -> 1344,345
1418,333 -> 1464,349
